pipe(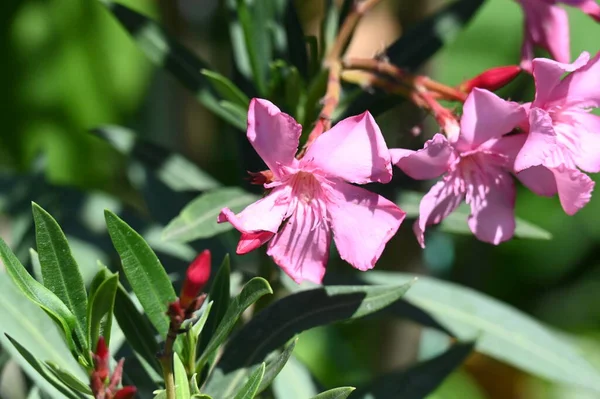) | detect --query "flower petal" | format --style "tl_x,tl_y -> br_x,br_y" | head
326,181 -> 405,271
554,110 -> 600,173
466,171 -> 516,245
554,51 -> 600,108
459,88 -> 526,149
414,176 -> 464,248
551,165 -> 595,215
517,166 -> 558,196
560,0 -> 600,21
267,202 -> 330,284
532,51 -> 591,106
301,112 -> 393,184
390,134 -> 455,180
515,108 -> 559,172
247,98 -> 301,178
218,185 -> 292,235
